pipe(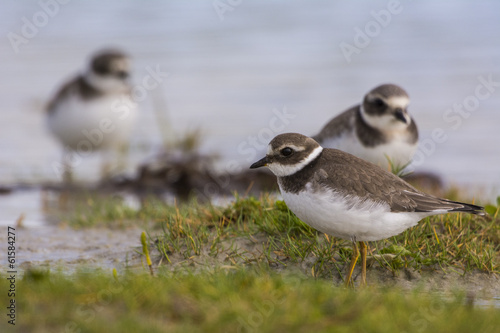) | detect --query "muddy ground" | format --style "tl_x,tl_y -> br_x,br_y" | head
2,224 -> 498,305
